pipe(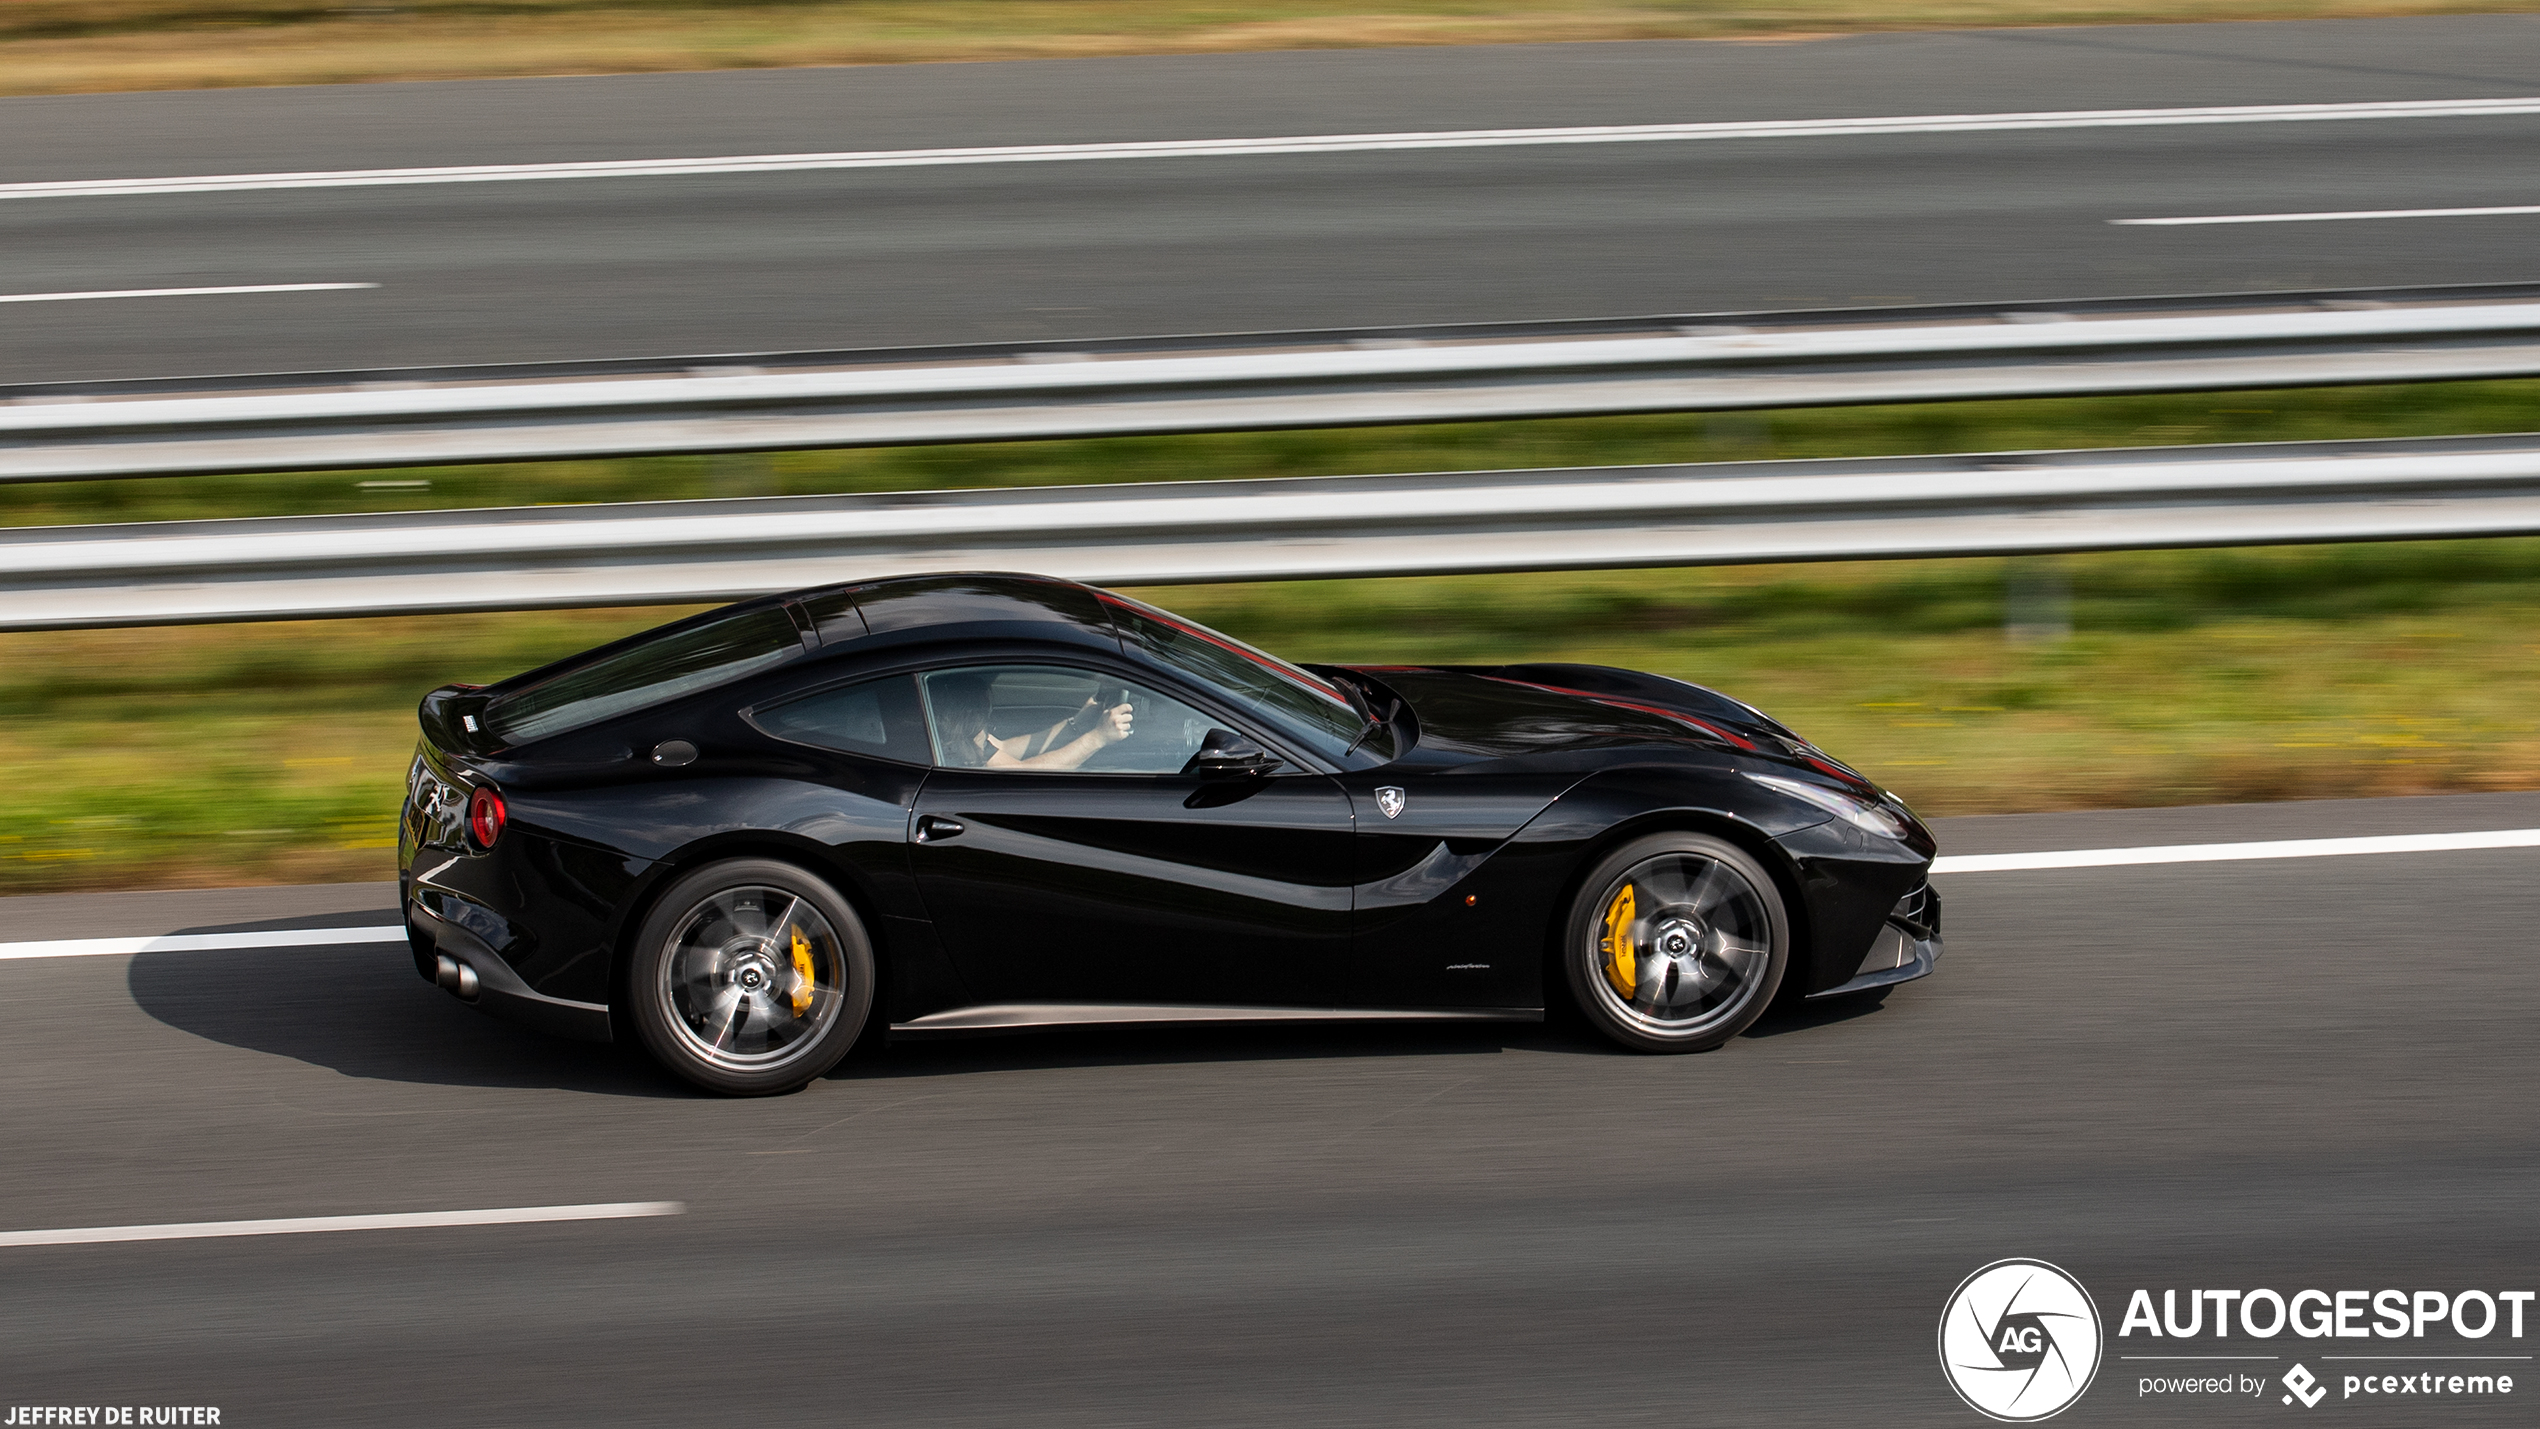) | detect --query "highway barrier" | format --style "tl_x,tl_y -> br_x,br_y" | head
9,432 -> 2540,629
7,284 -> 2540,483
